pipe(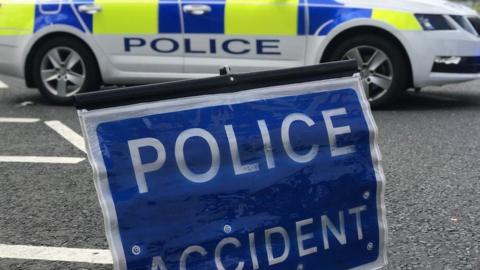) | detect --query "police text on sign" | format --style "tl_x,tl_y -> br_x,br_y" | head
128,109 -> 355,193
